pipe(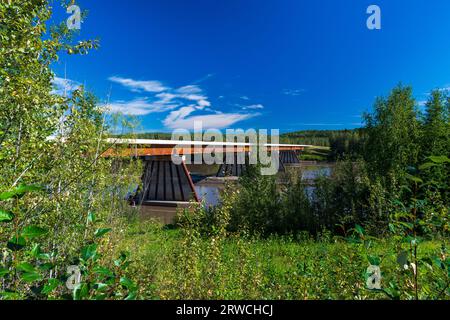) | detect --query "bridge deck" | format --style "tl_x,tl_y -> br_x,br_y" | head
103,139 -> 309,157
